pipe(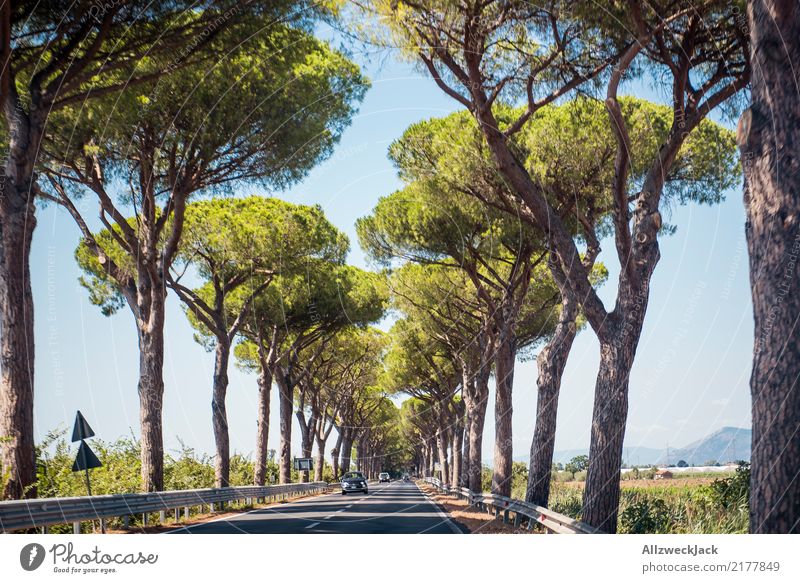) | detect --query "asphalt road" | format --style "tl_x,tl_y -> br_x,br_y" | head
170,481 -> 463,534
